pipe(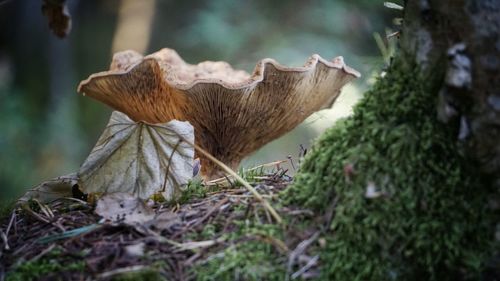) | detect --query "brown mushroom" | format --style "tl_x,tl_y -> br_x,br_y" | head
78,48 -> 360,179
